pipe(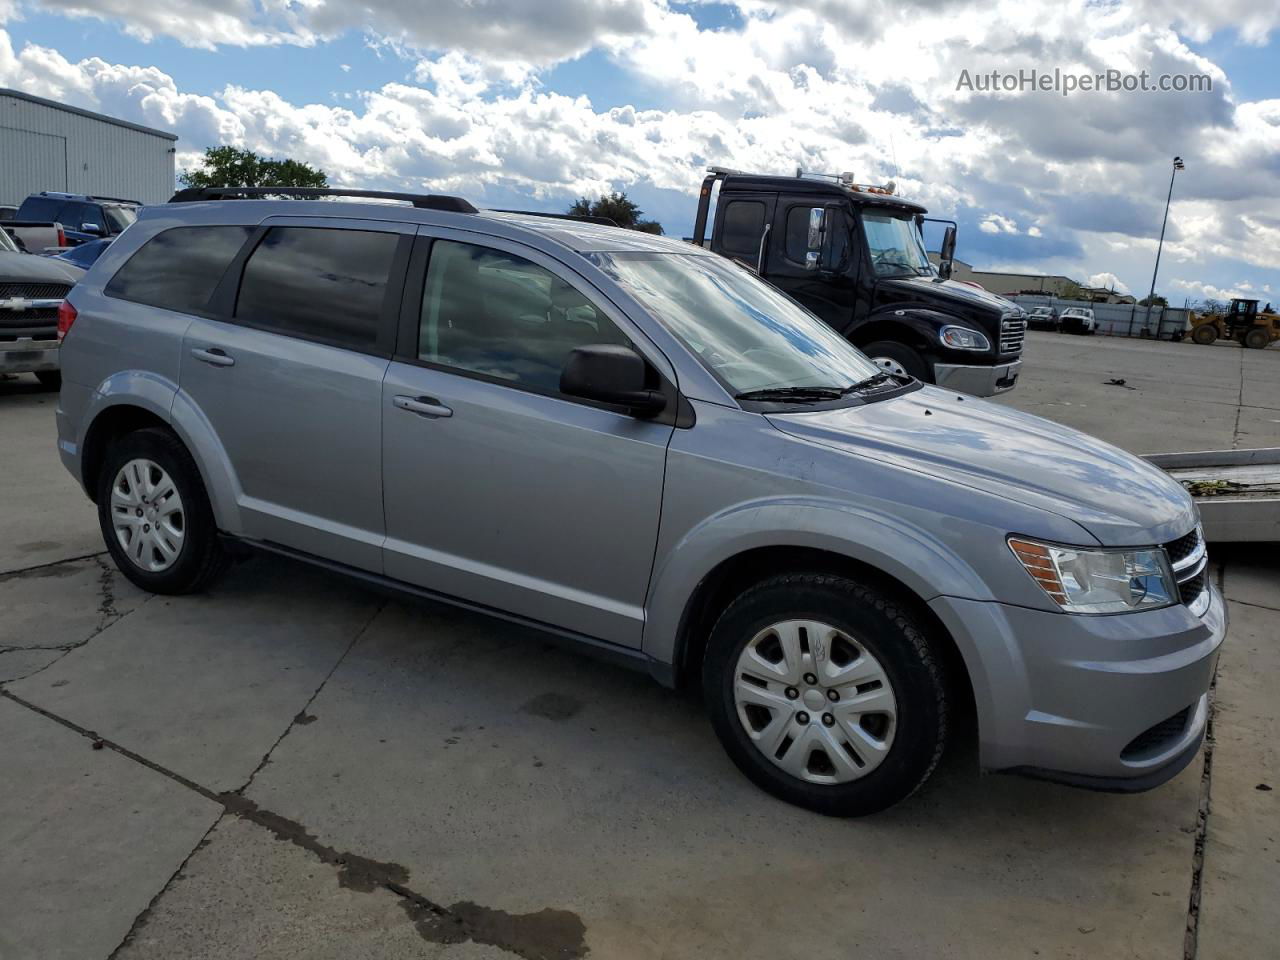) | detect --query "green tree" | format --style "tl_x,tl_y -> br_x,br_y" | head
568,191 -> 663,234
179,147 -> 328,190
1137,294 -> 1167,307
